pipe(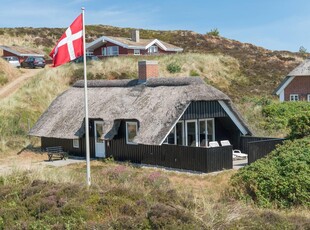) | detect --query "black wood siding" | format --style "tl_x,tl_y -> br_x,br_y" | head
239,136 -> 285,164
41,137 -> 82,155
181,101 -> 227,120
40,100 -> 241,172
105,121 -> 233,173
